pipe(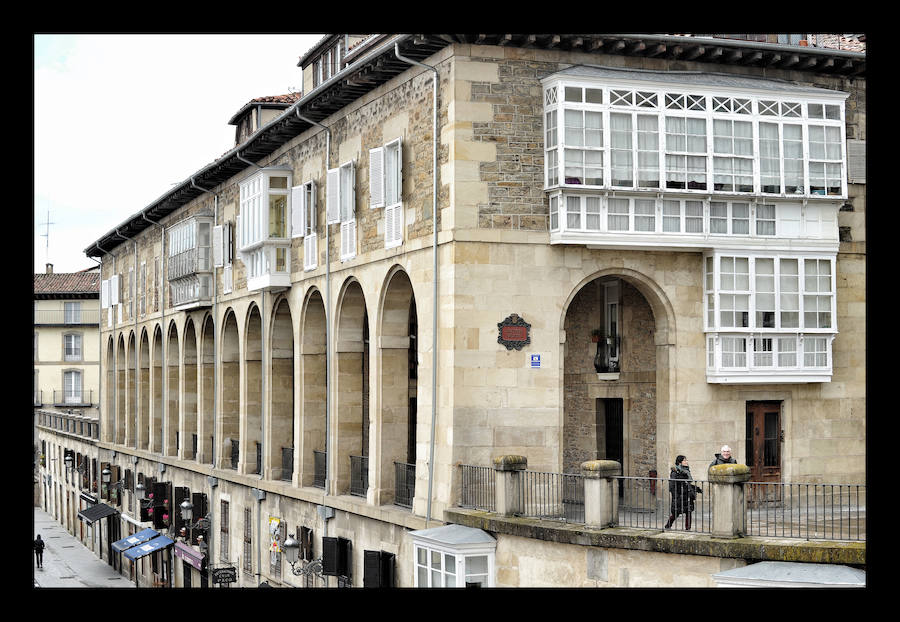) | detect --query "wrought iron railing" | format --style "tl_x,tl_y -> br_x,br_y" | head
52,390 -> 95,406
394,462 -> 415,508
281,447 -> 294,481
350,455 -> 368,497
456,464 -> 864,542
520,470 -> 585,523
312,450 -> 326,489
459,464 -> 495,512
745,481 -> 866,541
615,475 -> 712,533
